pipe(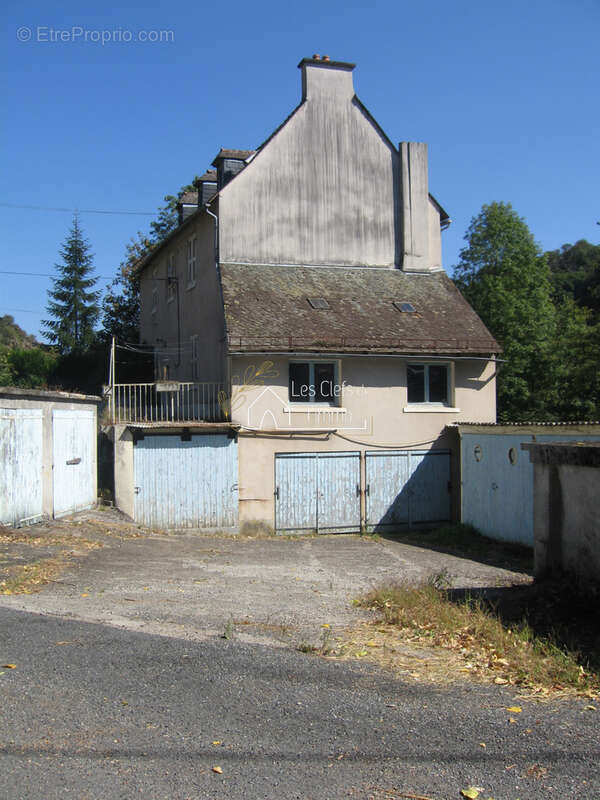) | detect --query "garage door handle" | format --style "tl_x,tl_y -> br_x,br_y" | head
366,483 -> 370,496
66,457 -> 81,465
356,483 -> 360,497
275,487 -> 279,500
